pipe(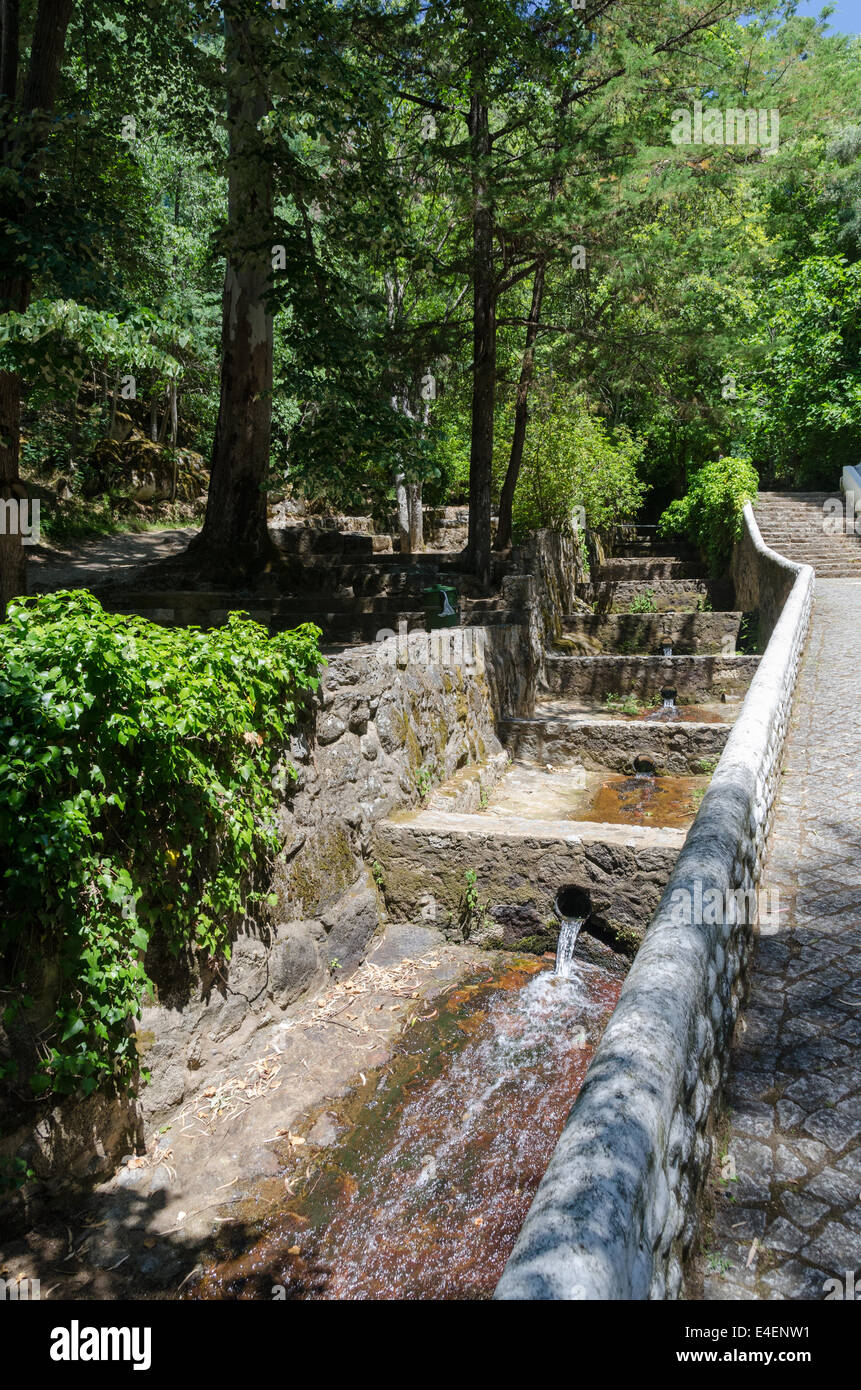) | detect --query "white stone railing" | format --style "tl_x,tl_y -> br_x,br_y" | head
495,506 -> 813,1301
